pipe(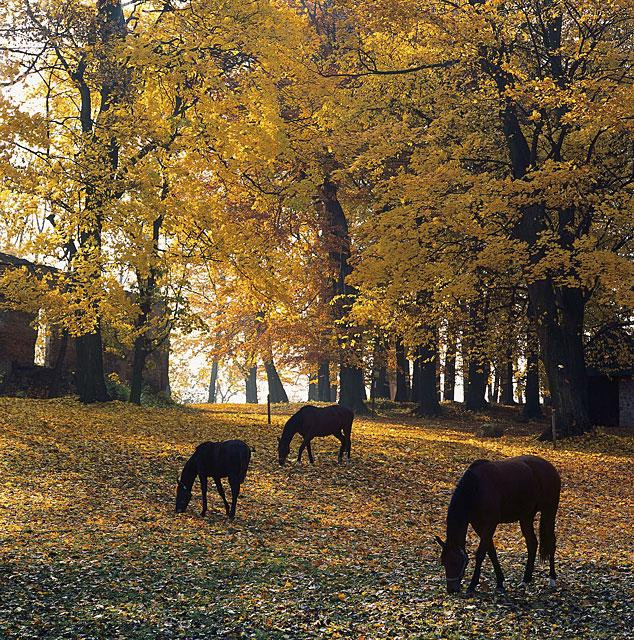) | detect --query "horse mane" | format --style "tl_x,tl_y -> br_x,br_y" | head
280,410 -> 303,443
180,451 -> 199,488
446,464 -> 482,546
